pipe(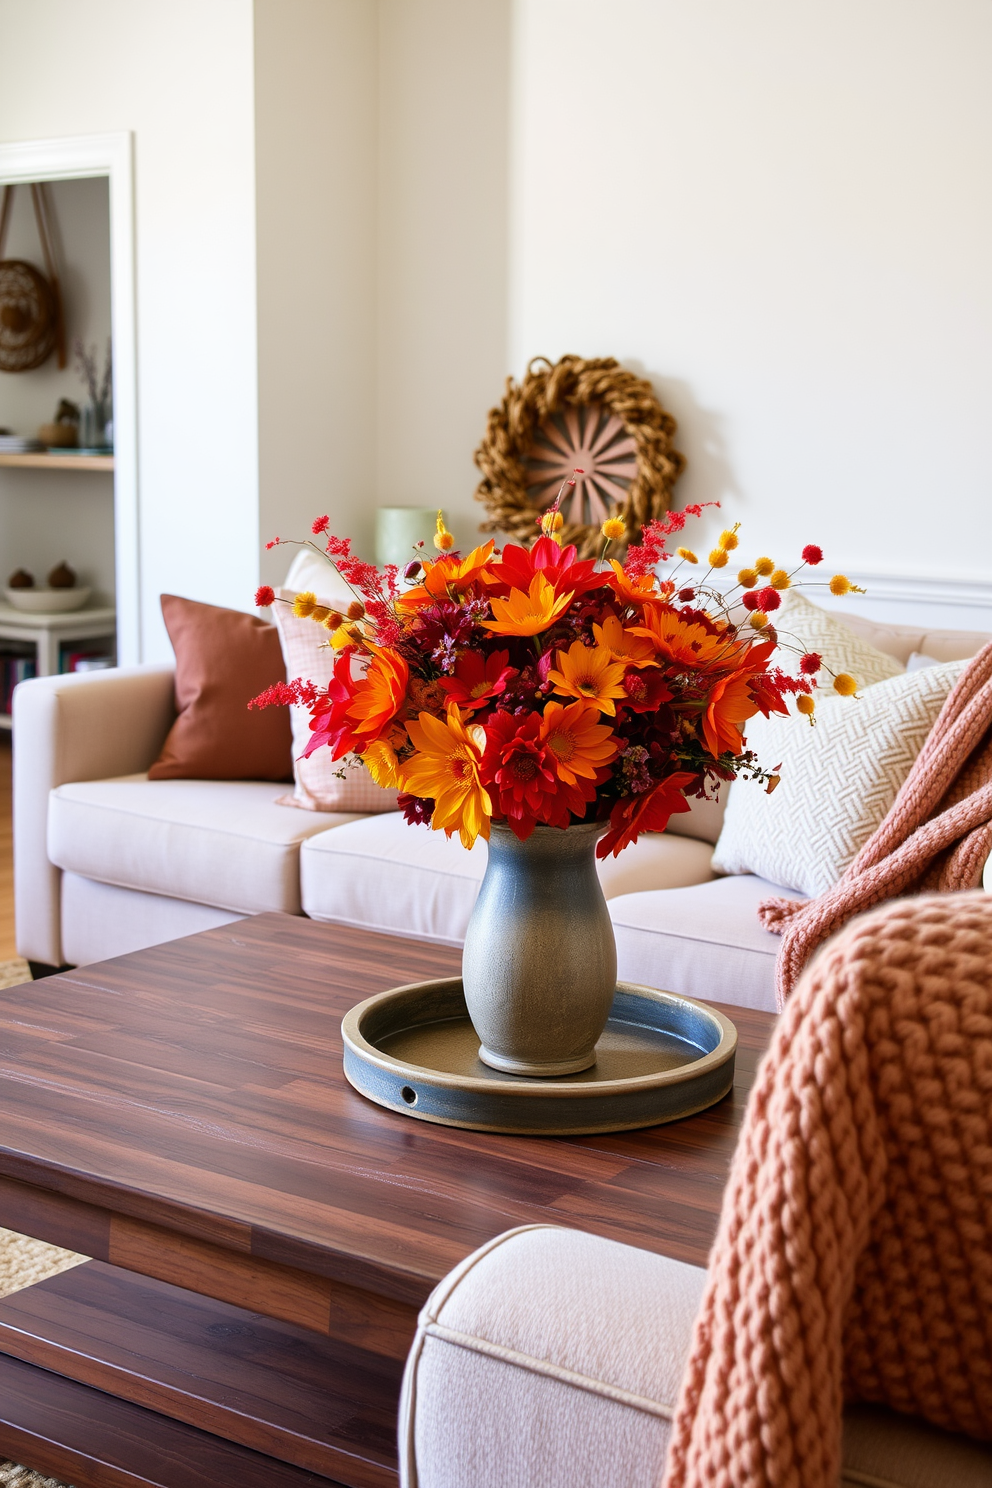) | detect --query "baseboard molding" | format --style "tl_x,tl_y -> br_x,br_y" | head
705,570 -> 992,633
843,572 -> 992,612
